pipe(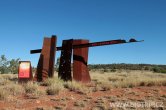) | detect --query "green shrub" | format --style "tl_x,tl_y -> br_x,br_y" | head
110,69 -> 116,72
0,55 -> 20,74
103,69 -> 108,72
144,66 -> 150,70
152,66 -> 161,73
160,69 -> 166,74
